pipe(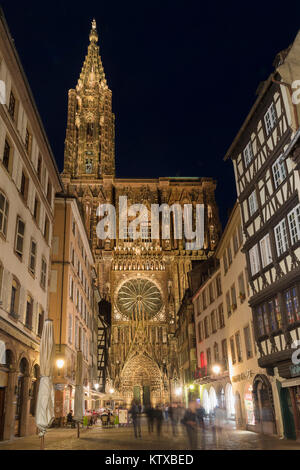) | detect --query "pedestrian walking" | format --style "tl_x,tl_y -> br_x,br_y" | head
154,405 -> 163,437
169,403 -> 179,436
129,400 -> 142,438
181,401 -> 198,450
145,404 -> 154,434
